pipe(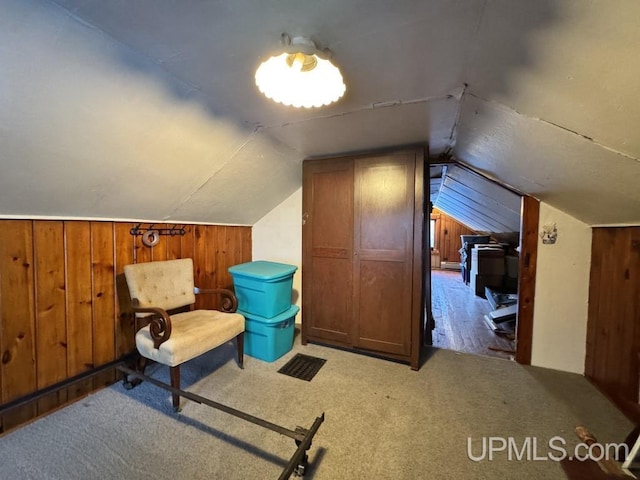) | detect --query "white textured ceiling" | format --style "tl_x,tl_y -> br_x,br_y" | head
0,0 -> 638,225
